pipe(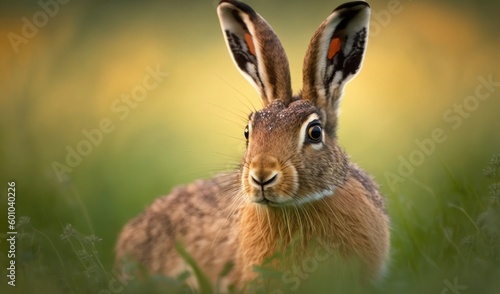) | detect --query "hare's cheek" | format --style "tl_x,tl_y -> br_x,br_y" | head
278,164 -> 299,197
240,166 -> 263,199
241,166 -> 252,196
